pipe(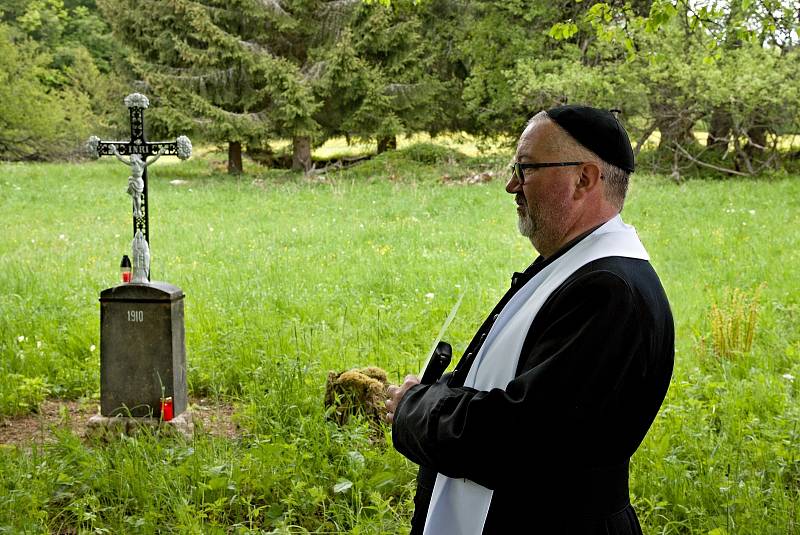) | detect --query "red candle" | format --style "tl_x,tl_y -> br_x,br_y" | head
120,255 -> 132,283
160,397 -> 174,421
